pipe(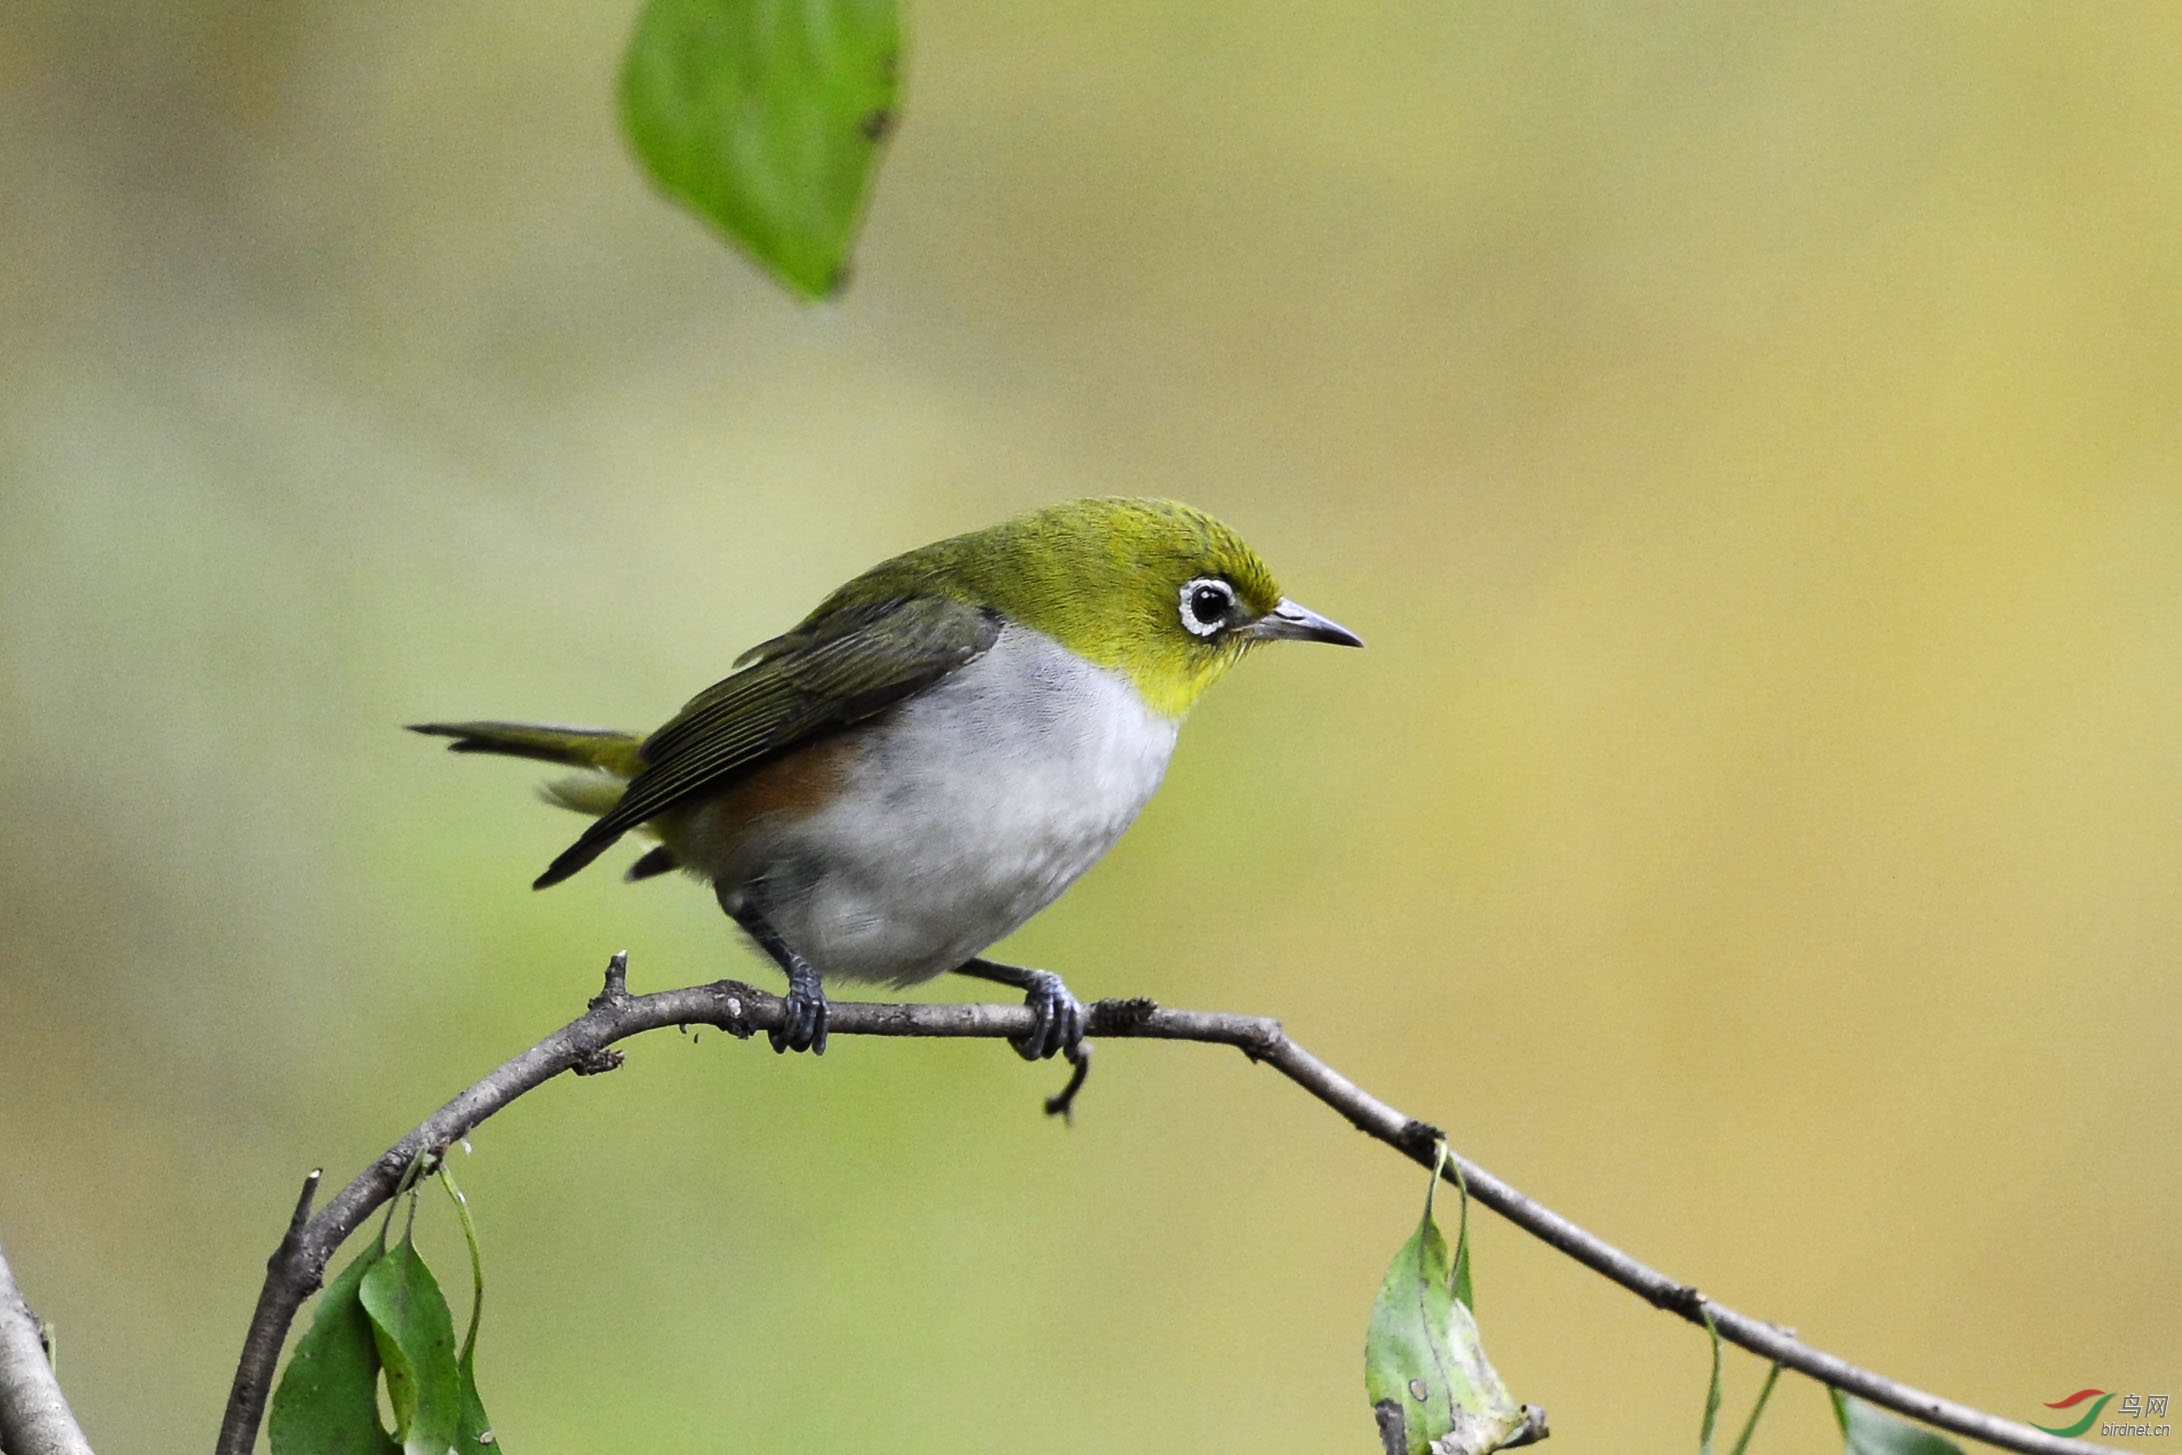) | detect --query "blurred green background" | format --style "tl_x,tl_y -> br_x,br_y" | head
4,2 -> 2180,1450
